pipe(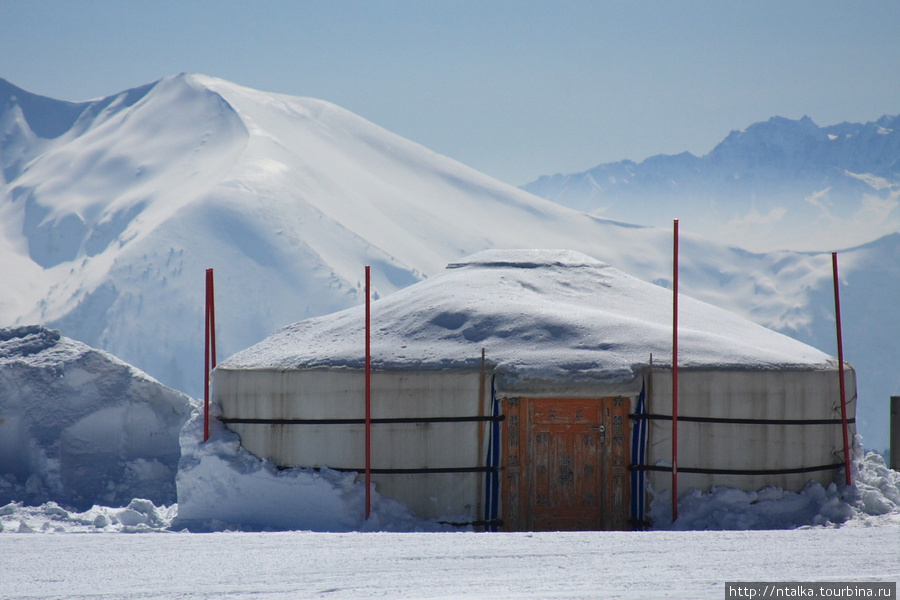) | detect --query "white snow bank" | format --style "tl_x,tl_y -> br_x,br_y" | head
650,448 -> 900,530
2,418 -> 897,534
173,404 -> 461,532
0,498 -> 176,533
0,326 -> 196,510
222,249 -> 836,388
